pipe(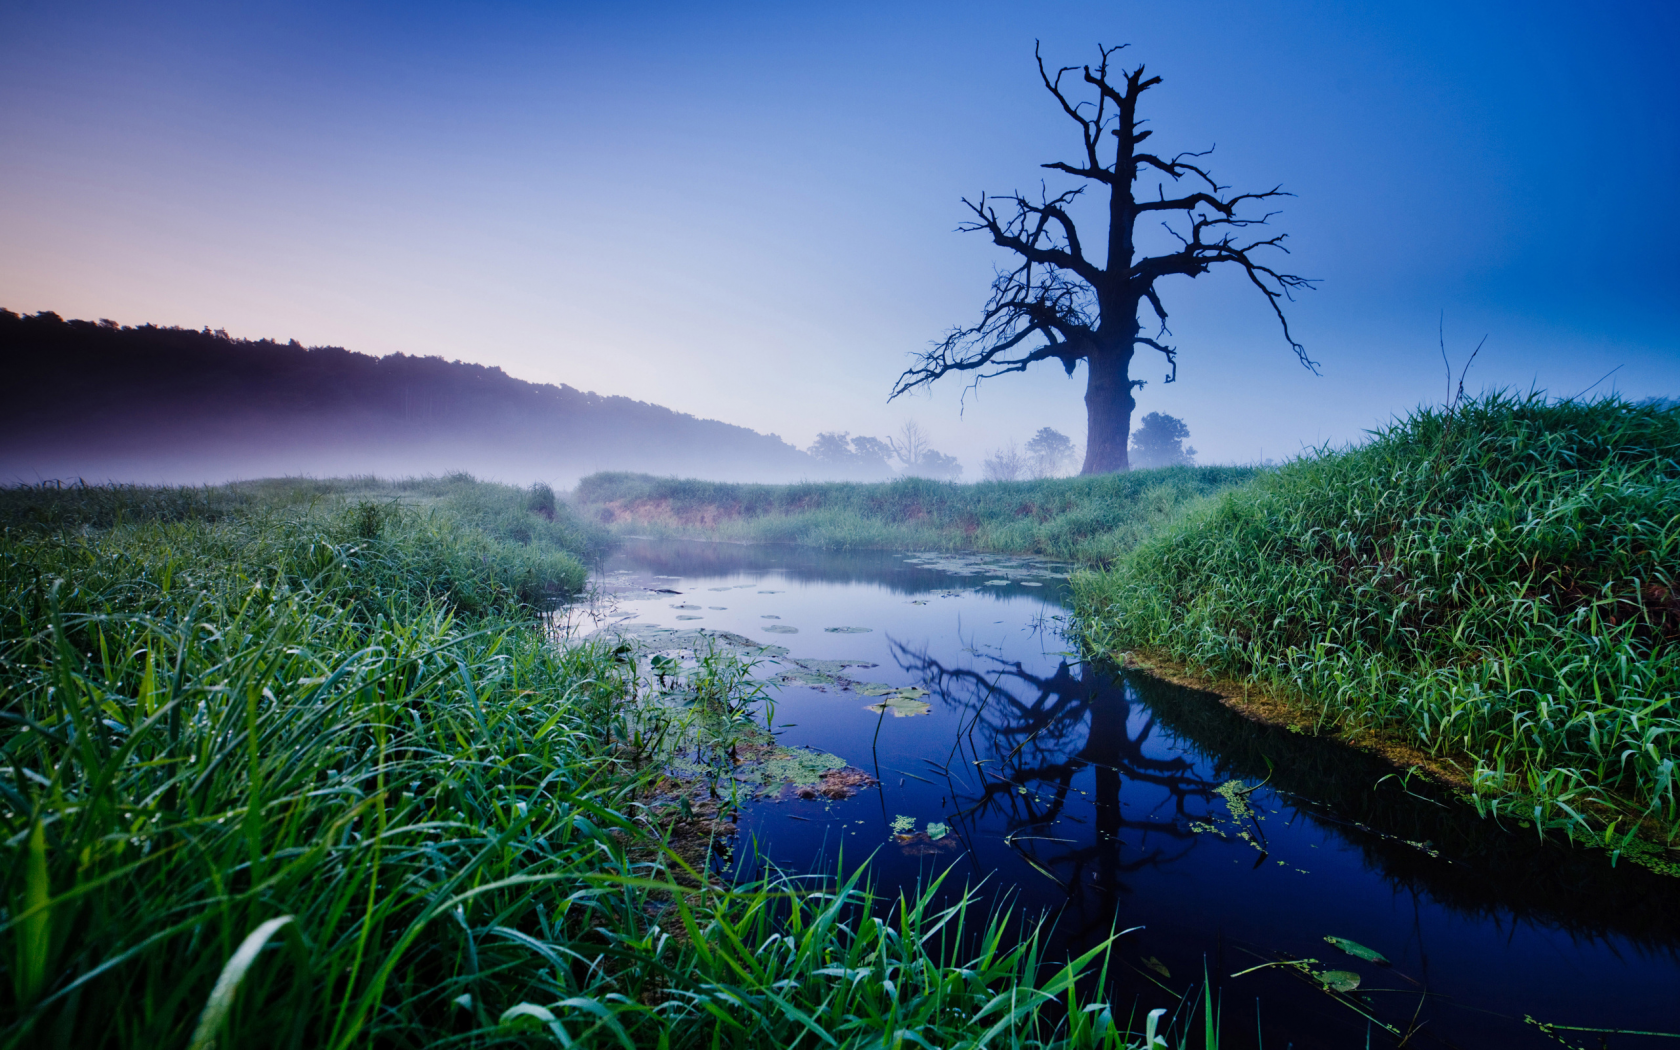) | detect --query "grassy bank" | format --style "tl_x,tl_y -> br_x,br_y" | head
1074,394 -> 1680,861
0,478 -> 1172,1049
575,467 -> 1258,564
